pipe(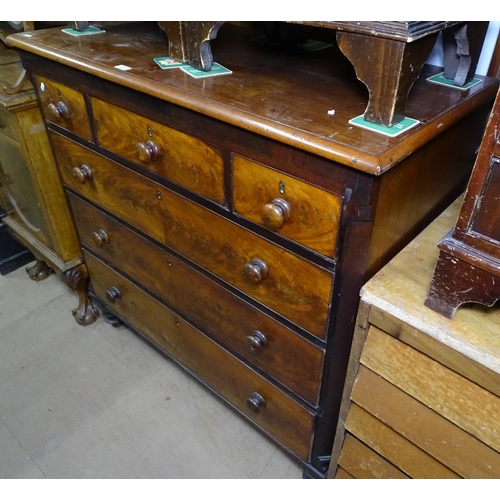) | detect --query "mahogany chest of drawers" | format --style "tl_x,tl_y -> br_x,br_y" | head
9,22 -> 498,477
